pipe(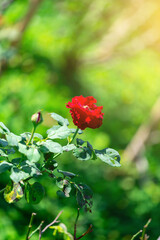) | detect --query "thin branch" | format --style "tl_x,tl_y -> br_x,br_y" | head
141,219 -> 151,240
131,230 -> 142,240
41,210 -> 63,233
26,213 -> 36,240
38,221 -> 44,240
29,221 -> 44,239
131,219 -> 151,240
74,208 -> 92,240
74,208 -> 80,240
76,225 -> 93,240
